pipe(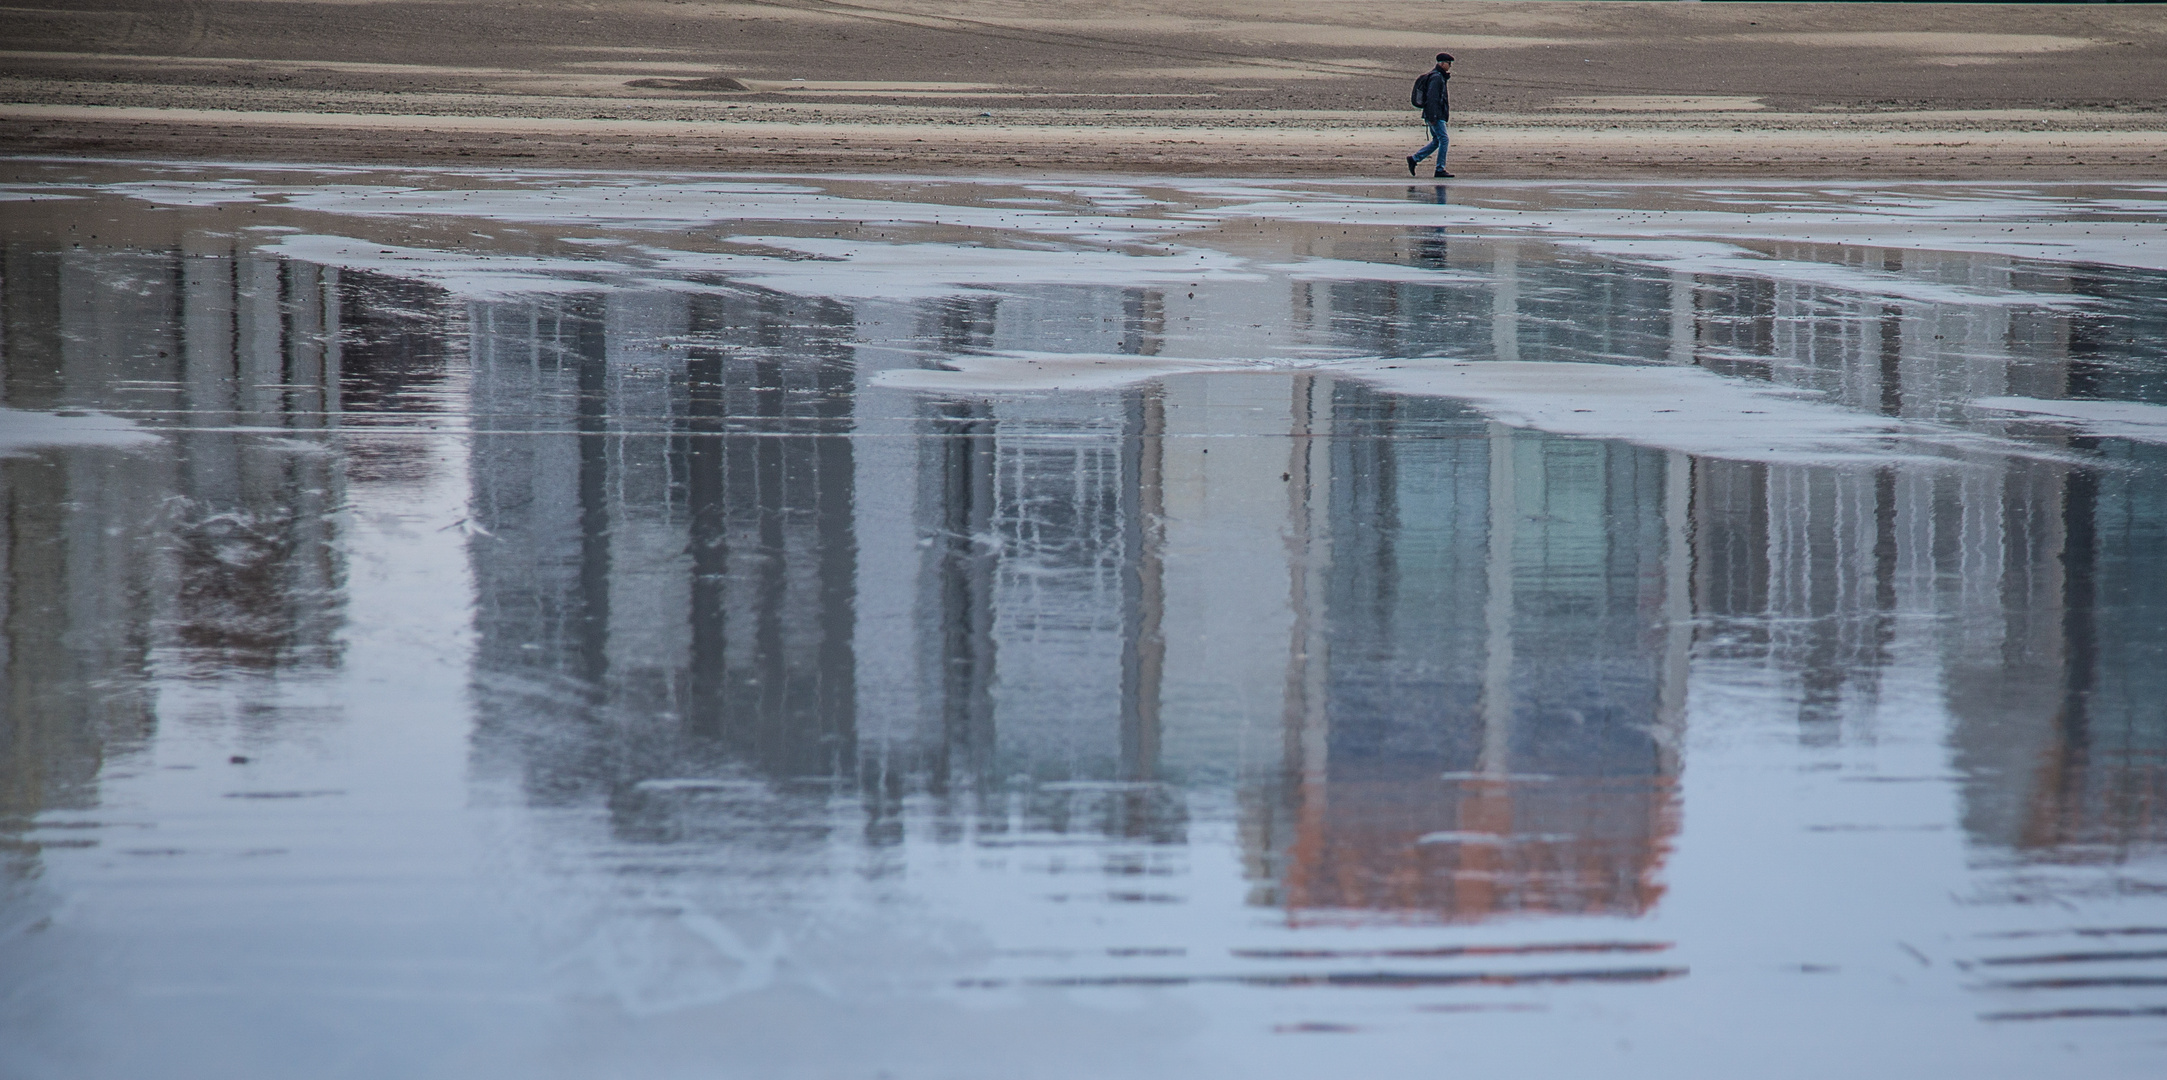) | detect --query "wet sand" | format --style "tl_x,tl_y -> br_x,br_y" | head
4,1 -> 2165,177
